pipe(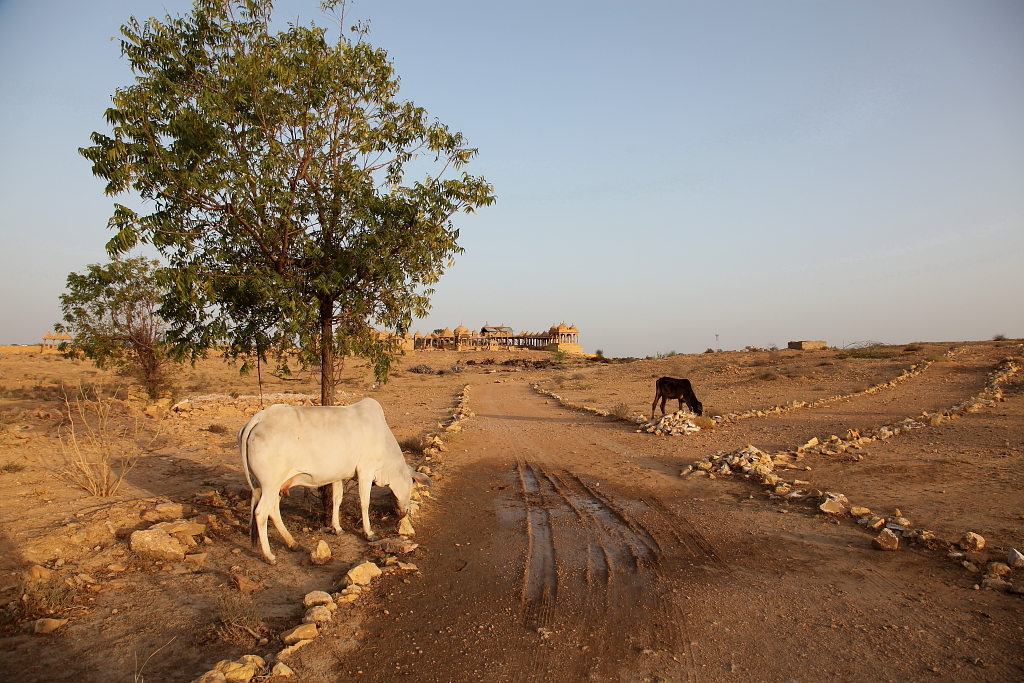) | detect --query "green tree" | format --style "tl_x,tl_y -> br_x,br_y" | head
56,257 -> 174,399
80,0 -> 495,407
